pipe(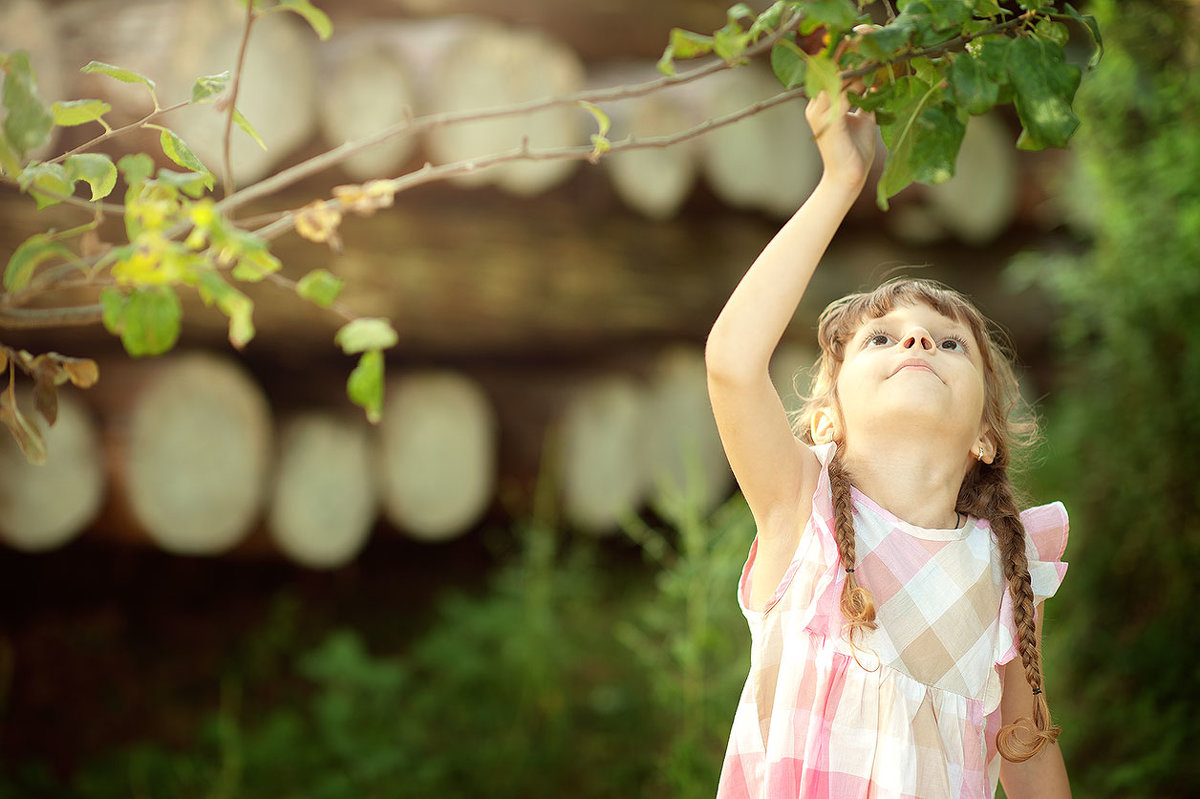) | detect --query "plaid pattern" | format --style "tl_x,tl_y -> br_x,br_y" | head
717,443 -> 1068,799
